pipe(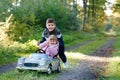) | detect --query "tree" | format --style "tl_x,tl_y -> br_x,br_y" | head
82,0 -> 87,32
112,0 -> 120,13
82,0 -> 106,32
9,0 -> 80,42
